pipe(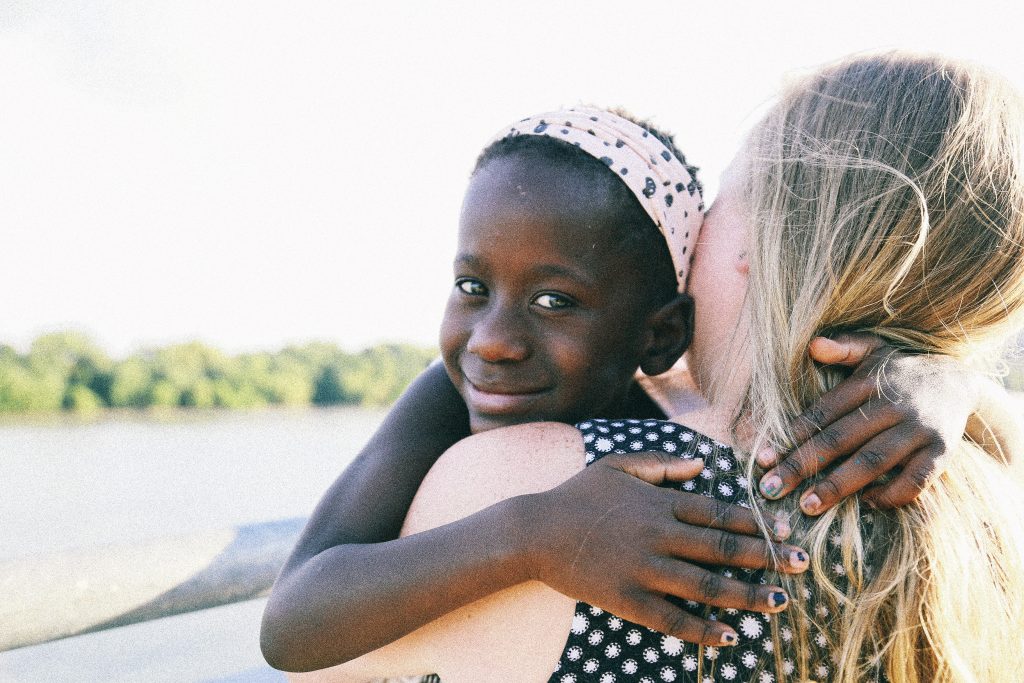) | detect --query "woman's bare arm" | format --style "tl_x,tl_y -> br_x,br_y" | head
261,365 -> 668,671
262,365 -> 670,672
